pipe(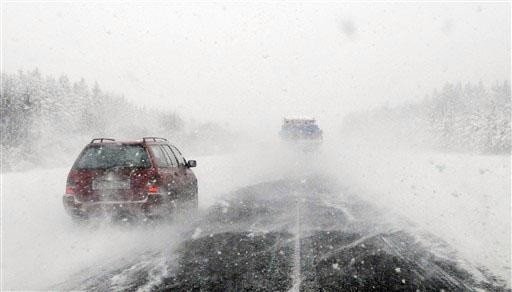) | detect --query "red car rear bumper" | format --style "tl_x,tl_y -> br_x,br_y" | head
63,194 -> 164,217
